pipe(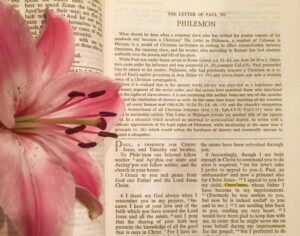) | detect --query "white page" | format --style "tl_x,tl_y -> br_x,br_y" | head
104,0 -> 300,235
